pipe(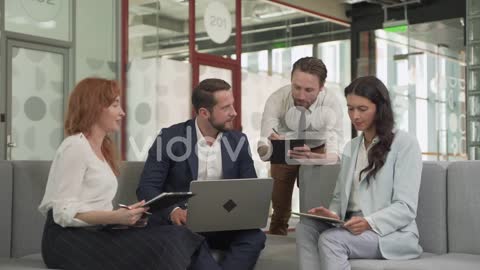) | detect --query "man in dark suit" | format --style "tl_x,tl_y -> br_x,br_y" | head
137,78 -> 266,270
